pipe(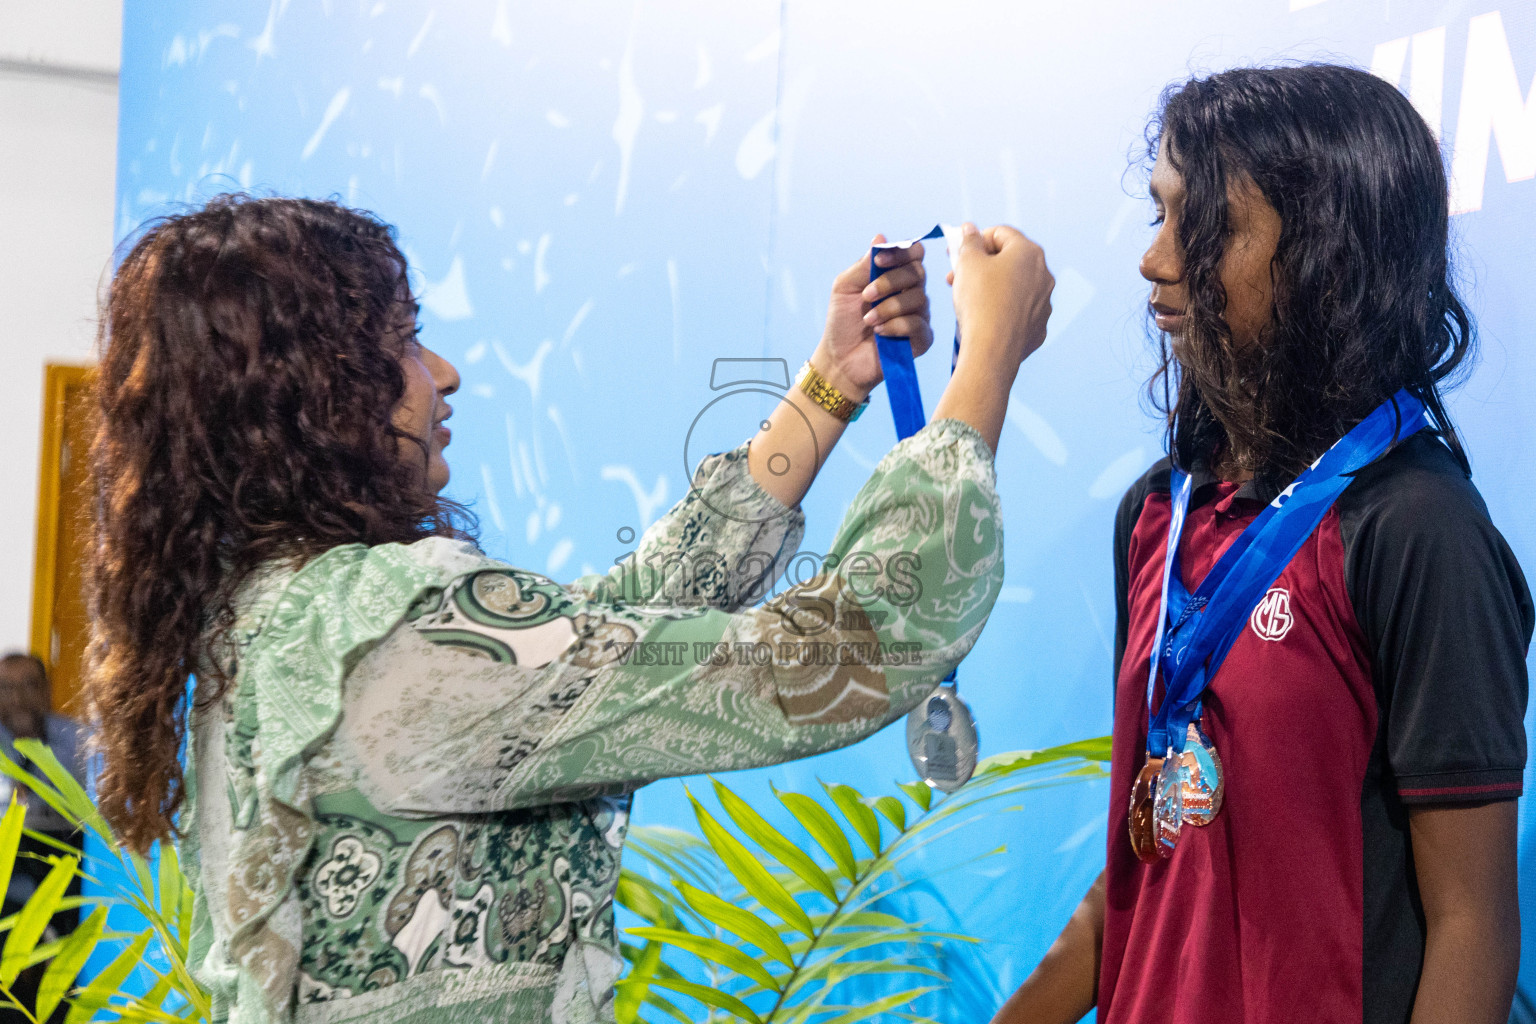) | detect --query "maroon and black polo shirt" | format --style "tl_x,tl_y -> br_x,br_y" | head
1099,431 -> 1532,1024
